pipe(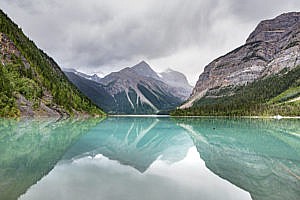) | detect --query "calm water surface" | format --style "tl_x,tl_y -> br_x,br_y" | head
0,117 -> 299,200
